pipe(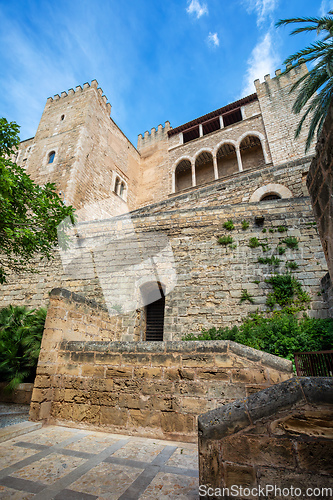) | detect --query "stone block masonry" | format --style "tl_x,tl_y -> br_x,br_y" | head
30,288 -> 293,442
198,377 -> 333,499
